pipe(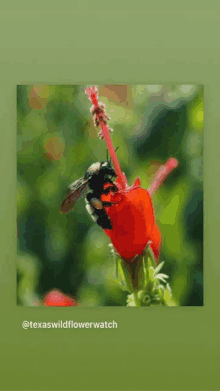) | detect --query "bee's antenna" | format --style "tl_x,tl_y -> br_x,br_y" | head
107,146 -> 119,165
